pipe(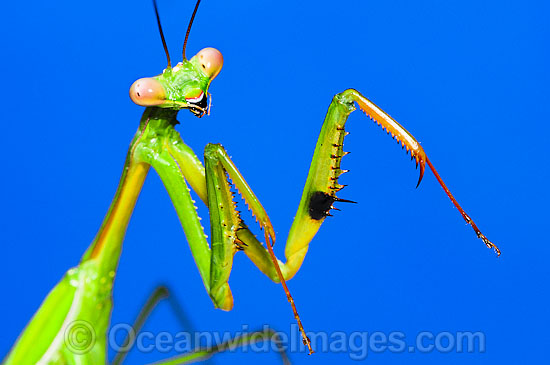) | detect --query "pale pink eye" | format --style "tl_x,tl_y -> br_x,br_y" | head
129,78 -> 166,106
196,47 -> 223,80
